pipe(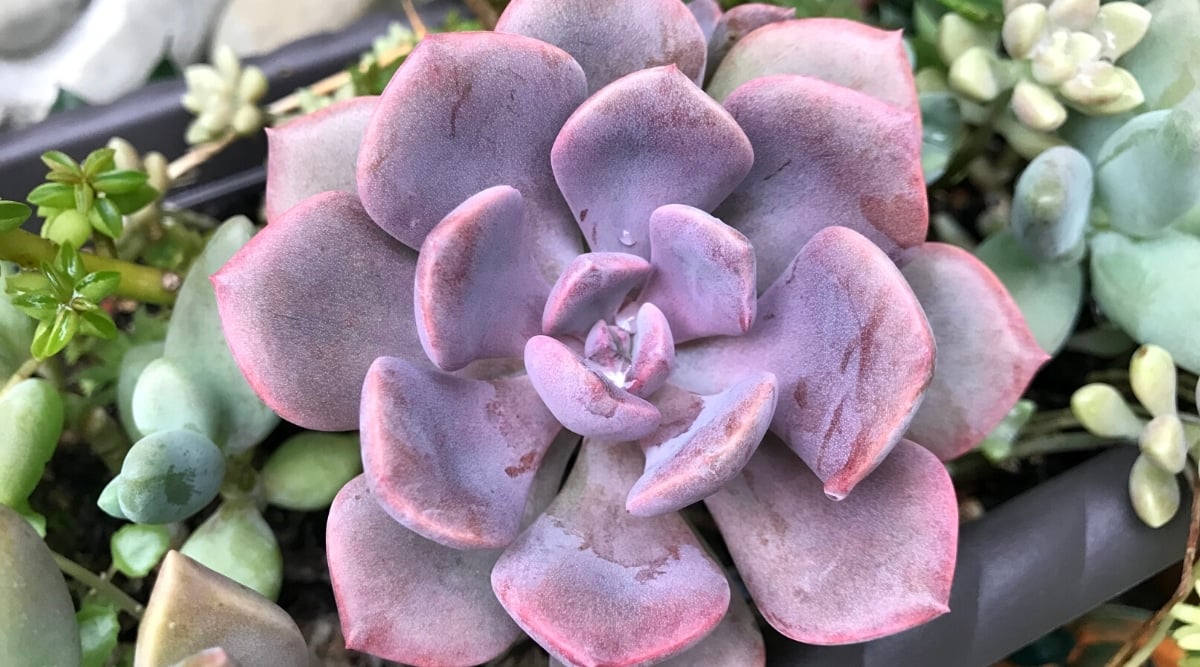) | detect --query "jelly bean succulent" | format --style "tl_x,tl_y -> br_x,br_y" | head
970,0 -> 1200,368
213,0 -> 1046,664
